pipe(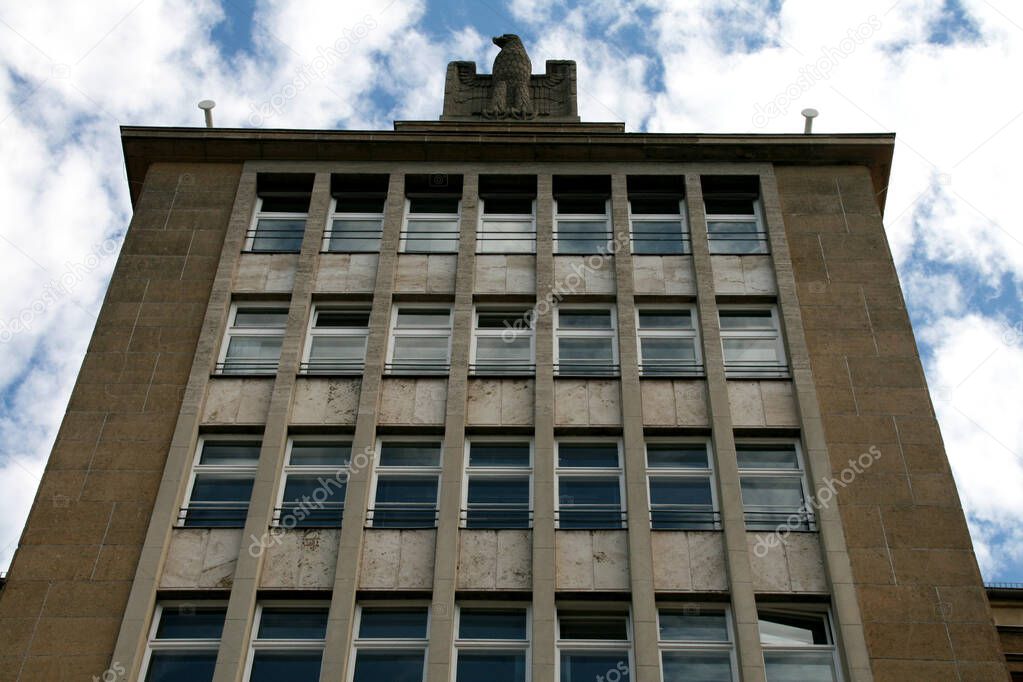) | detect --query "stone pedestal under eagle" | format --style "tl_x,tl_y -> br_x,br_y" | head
441,34 -> 579,122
